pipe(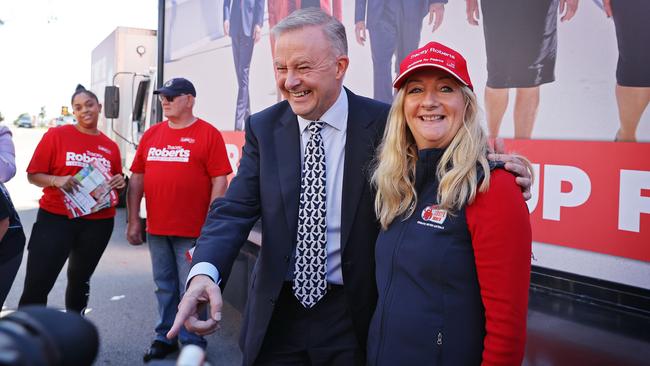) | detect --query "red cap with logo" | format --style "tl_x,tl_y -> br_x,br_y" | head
393,41 -> 473,91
